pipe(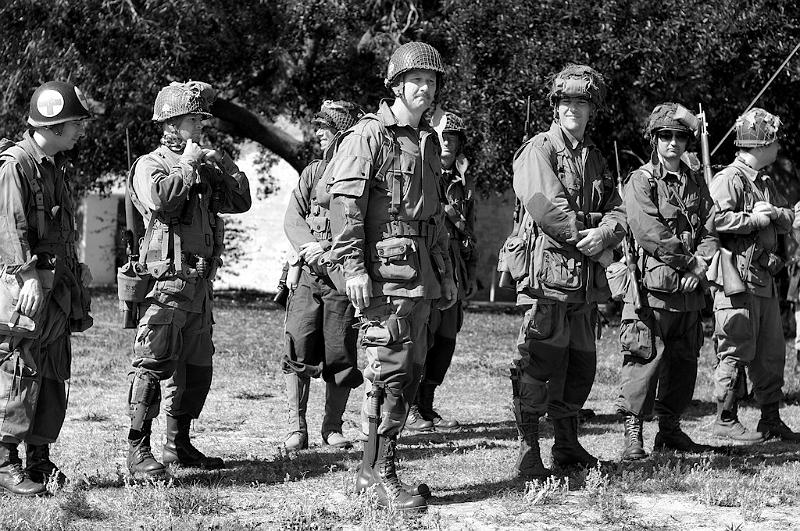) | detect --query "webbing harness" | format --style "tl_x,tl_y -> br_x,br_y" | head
0,142 -> 48,240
